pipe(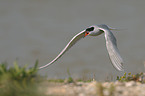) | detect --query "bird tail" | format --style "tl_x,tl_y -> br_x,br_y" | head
107,25 -> 127,31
